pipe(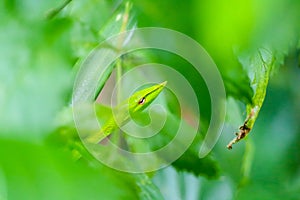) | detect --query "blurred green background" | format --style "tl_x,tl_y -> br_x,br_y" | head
0,0 -> 299,199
